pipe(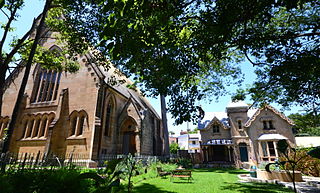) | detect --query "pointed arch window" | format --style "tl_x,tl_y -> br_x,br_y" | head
25,118 -> 35,138
104,99 -> 114,136
38,117 -> 48,137
77,115 -> 85,136
31,117 -> 41,138
69,110 -> 87,137
20,113 -> 54,139
32,68 -> 62,103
